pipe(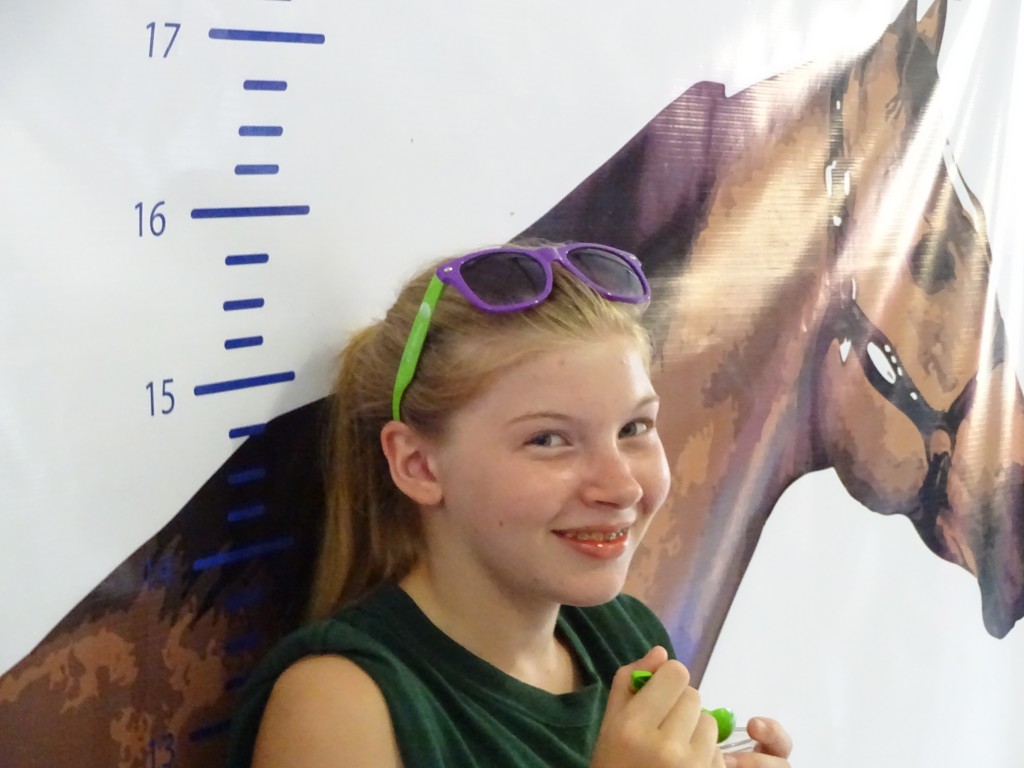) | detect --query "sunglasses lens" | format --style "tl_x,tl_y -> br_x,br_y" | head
567,247 -> 646,300
460,252 -> 548,307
